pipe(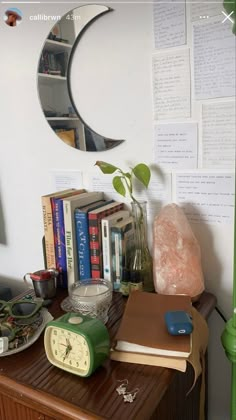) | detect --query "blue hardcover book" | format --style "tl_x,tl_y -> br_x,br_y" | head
52,190 -> 85,288
75,200 -> 110,281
